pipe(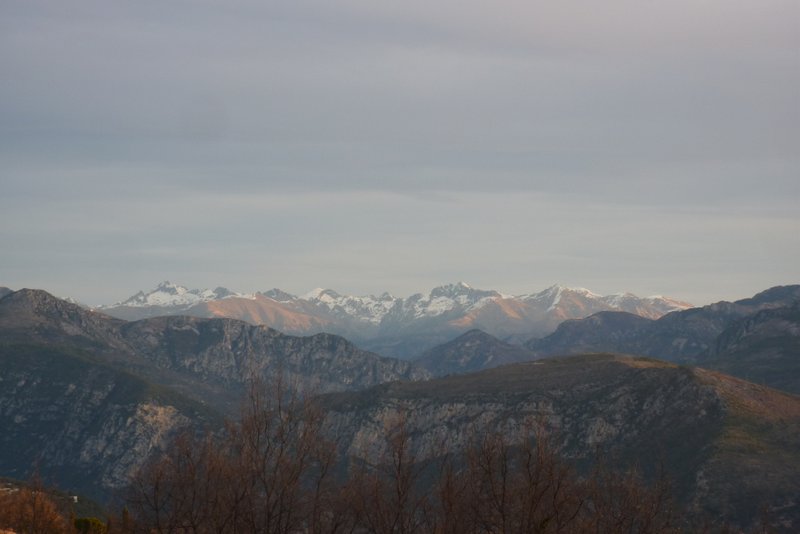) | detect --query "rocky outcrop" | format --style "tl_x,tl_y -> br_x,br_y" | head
703,302 -> 800,393
0,344 -> 214,500
118,316 -> 428,407
320,354 -> 800,531
0,289 -> 430,501
2,284 -> 797,527
0,290 -> 428,413
323,355 -> 724,470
